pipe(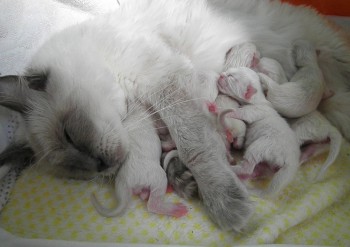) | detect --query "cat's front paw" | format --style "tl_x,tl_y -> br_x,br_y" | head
197,169 -> 253,232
